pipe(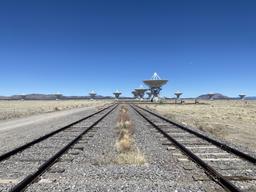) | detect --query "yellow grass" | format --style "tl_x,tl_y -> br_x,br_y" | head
114,150 -> 146,165
116,132 -> 133,152
141,100 -> 256,150
114,105 -> 146,165
0,100 -> 112,121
